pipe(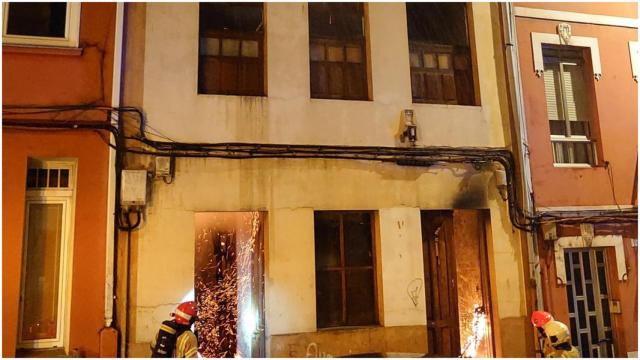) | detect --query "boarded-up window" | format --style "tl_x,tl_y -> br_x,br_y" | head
309,3 -> 369,100
315,211 -> 377,328
543,45 -> 595,165
406,3 -> 475,105
198,3 -> 265,96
